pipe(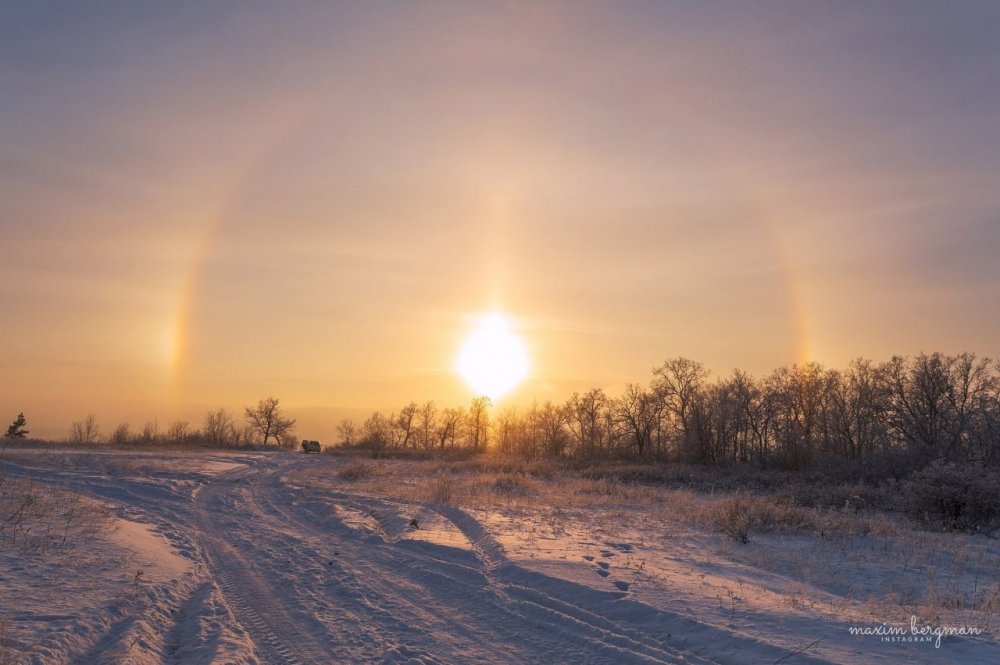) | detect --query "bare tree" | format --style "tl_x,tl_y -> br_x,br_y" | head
360,411 -> 397,450
276,428 -> 300,449
244,397 -> 296,446
653,358 -> 709,460
518,403 -> 544,459
467,397 -> 491,451
166,420 -> 191,443
739,372 -> 778,466
725,370 -> 760,464
204,409 -> 237,446
493,406 -> 520,455
336,418 -> 357,446
396,402 -> 419,448
109,422 -> 134,446
69,414 -> 101,445
537,401 -> 570,457
237,424 -> 257,446
886,354 -> 952,462
767,363 -> 834,470
977,369 -> 1000,465
693,380 -> 738,464
826,359 -> 891,461
946,352 -> 995,460
141,419 -> 160,445
417,401 -> 437,449
566,389 -> 609,458
436,407 -> 464,449
615,383 -> 662,458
